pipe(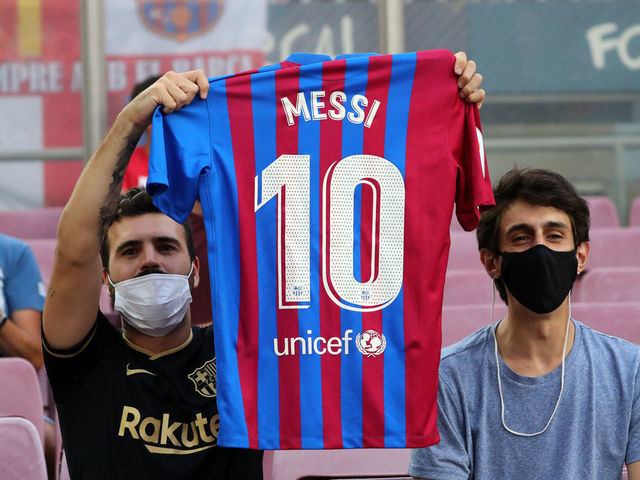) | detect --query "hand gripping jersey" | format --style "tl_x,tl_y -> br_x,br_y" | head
148,50 -> 494,450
